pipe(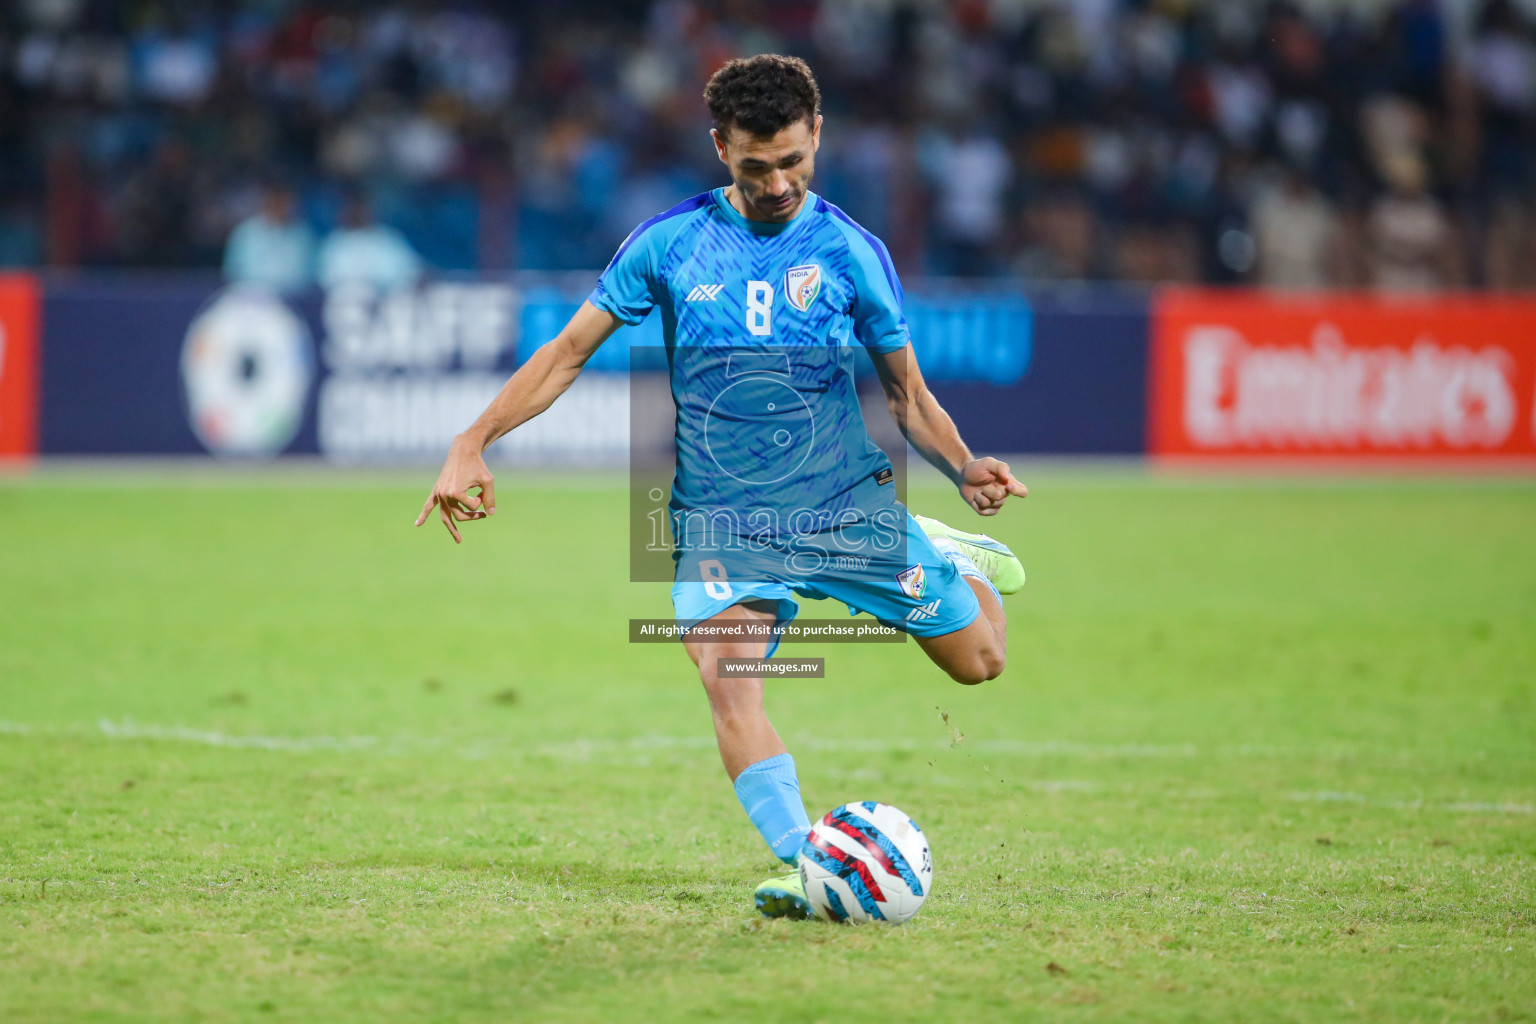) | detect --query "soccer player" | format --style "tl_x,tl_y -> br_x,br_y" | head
415,55 -> 1027,918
